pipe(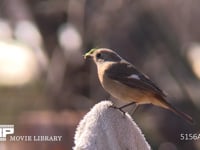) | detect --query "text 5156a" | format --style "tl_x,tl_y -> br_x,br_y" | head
180,133 -> 200,140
